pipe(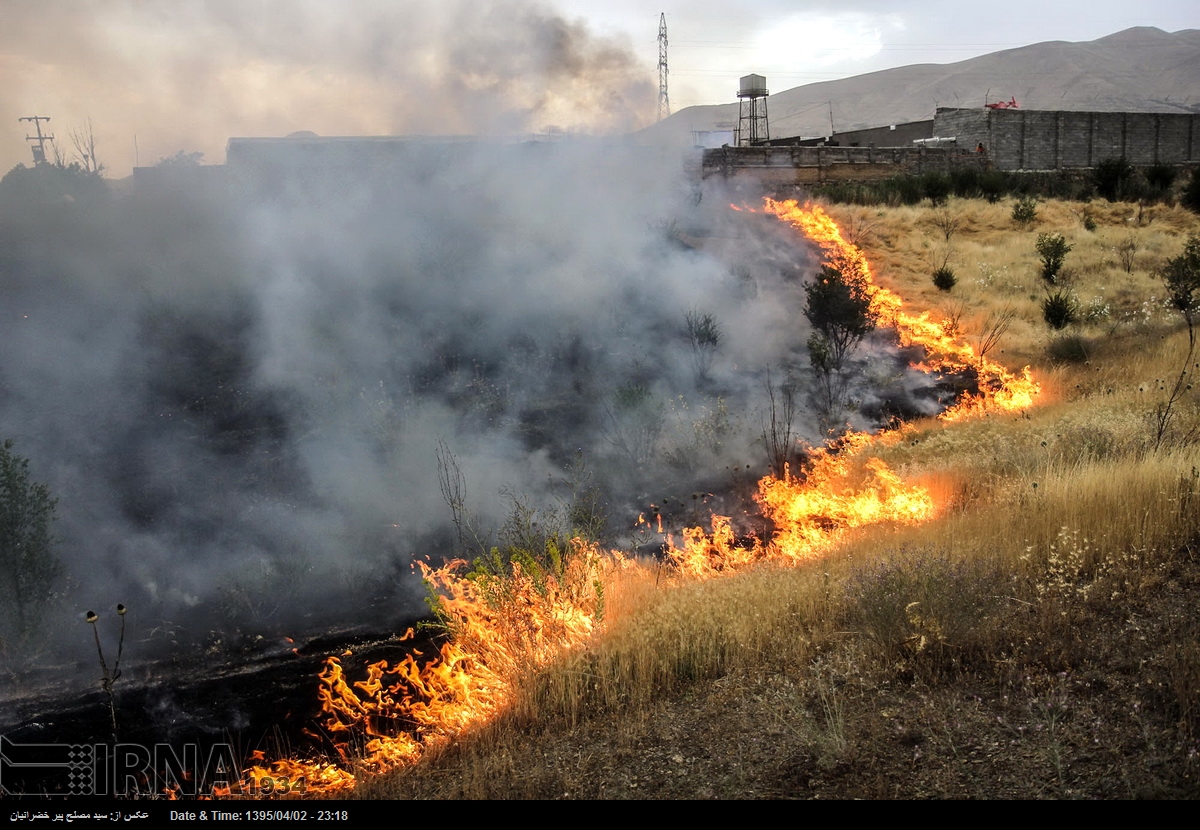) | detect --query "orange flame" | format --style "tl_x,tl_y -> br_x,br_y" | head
760,198 -> 1040,419
665,431 -> 935,577
663,198 -> 1037,577
244,541 -> 617,795
240,197 -> 1038,795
